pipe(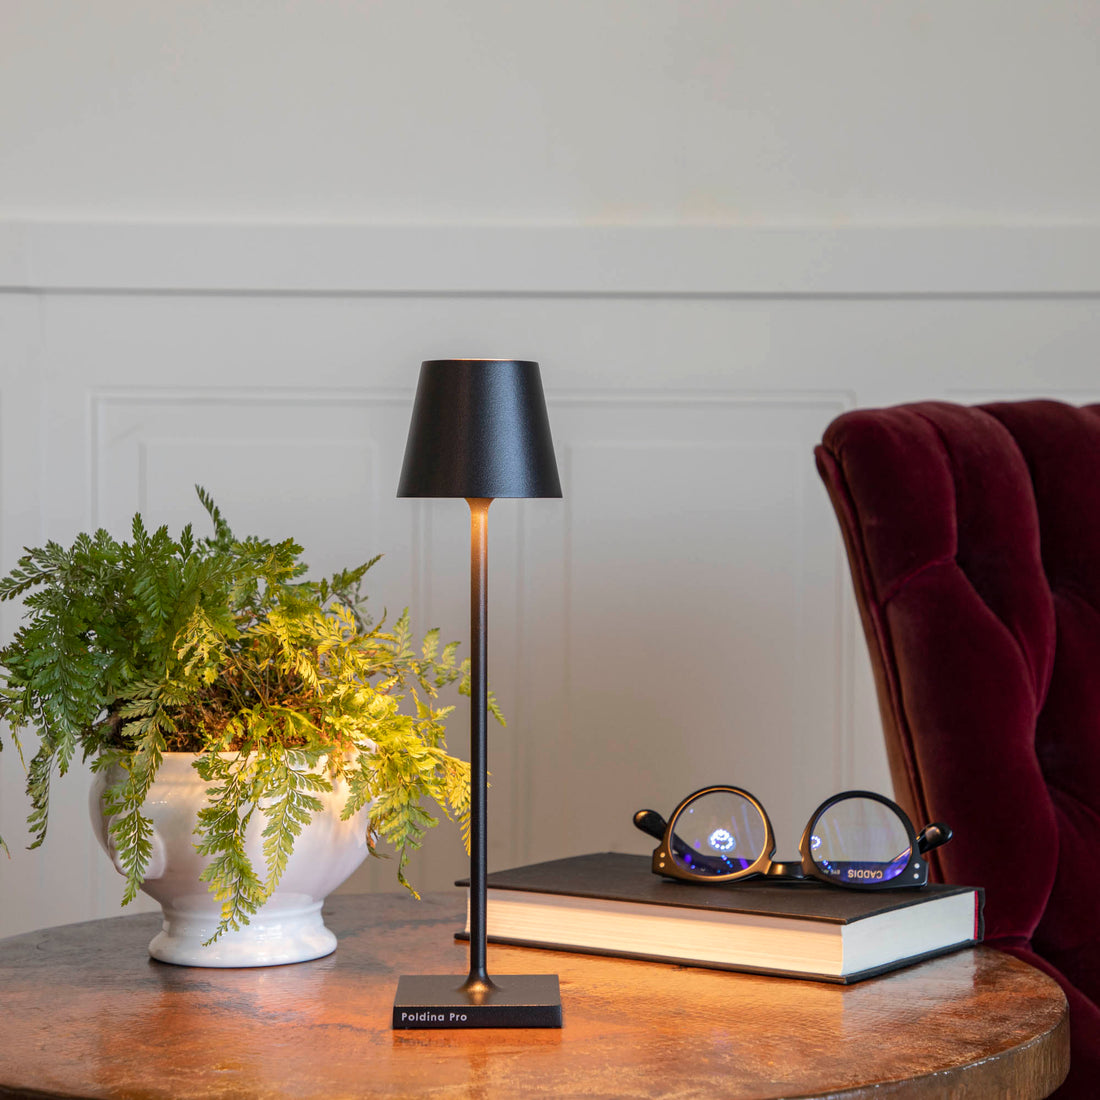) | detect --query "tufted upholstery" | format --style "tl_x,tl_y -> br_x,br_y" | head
815,399 -> 1100,1098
